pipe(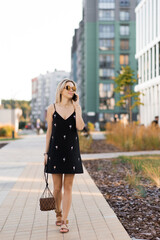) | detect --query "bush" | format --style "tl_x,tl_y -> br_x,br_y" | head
87,122 -> 95,131
0,125 -> 15,137
117,155 -> 160,188
78,132 -> 93,152
106,122 -> 160,151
